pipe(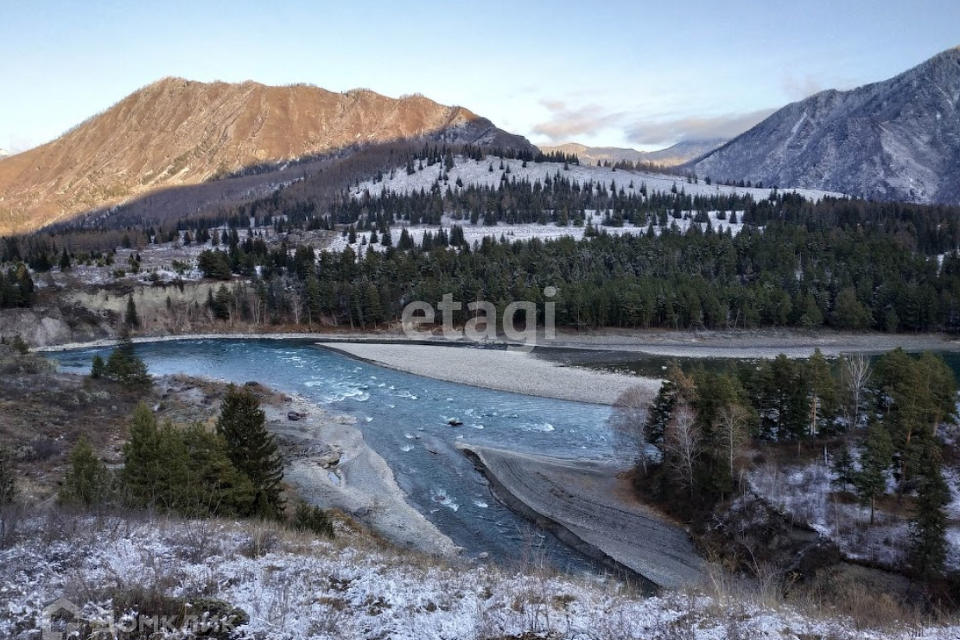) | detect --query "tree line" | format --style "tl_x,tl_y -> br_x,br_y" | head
612,348 -> 957,579
184,215 -> 960,334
